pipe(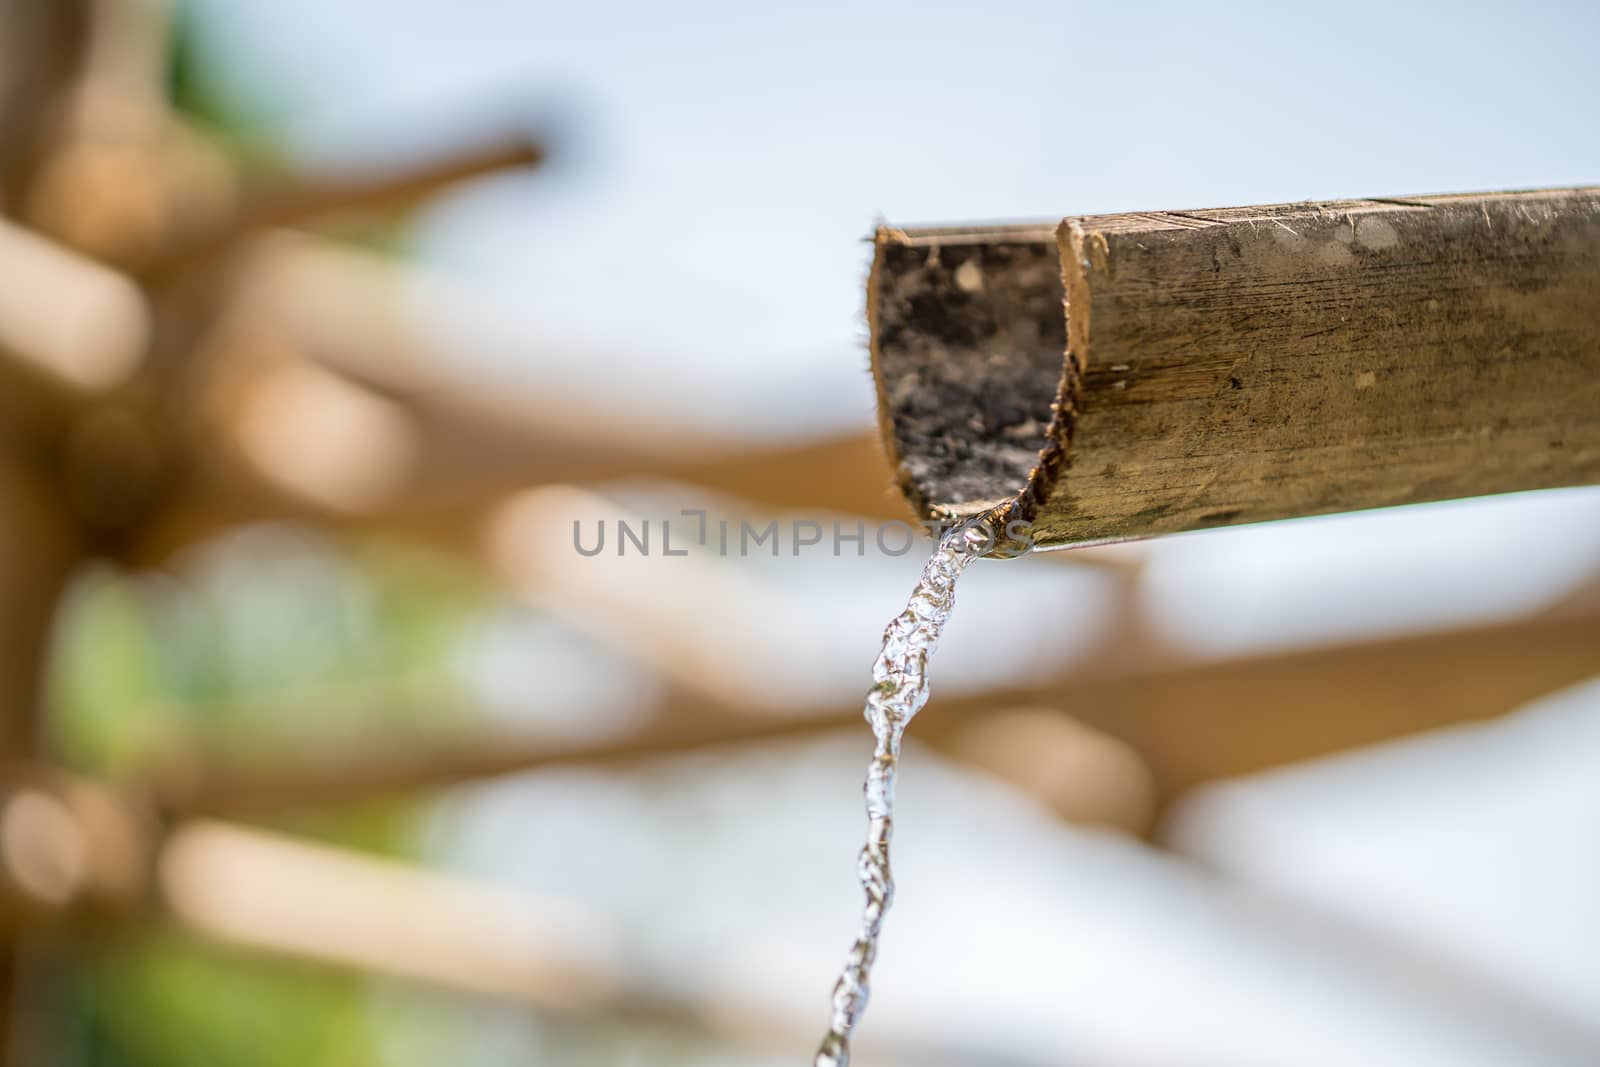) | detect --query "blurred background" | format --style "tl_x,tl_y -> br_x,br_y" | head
0,0 -> 1598,1064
